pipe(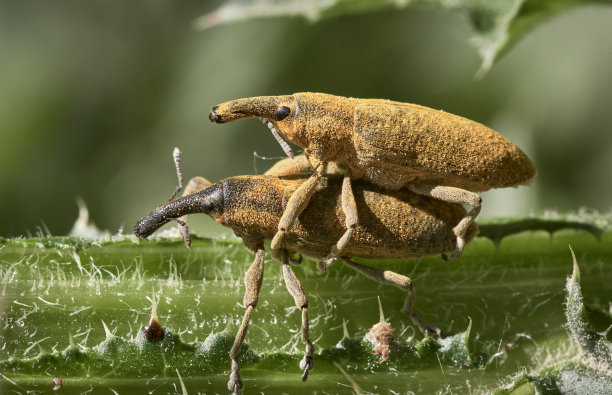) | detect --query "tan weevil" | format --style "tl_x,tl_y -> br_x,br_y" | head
209,92 -> 535,265
134,156 -> 478,393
